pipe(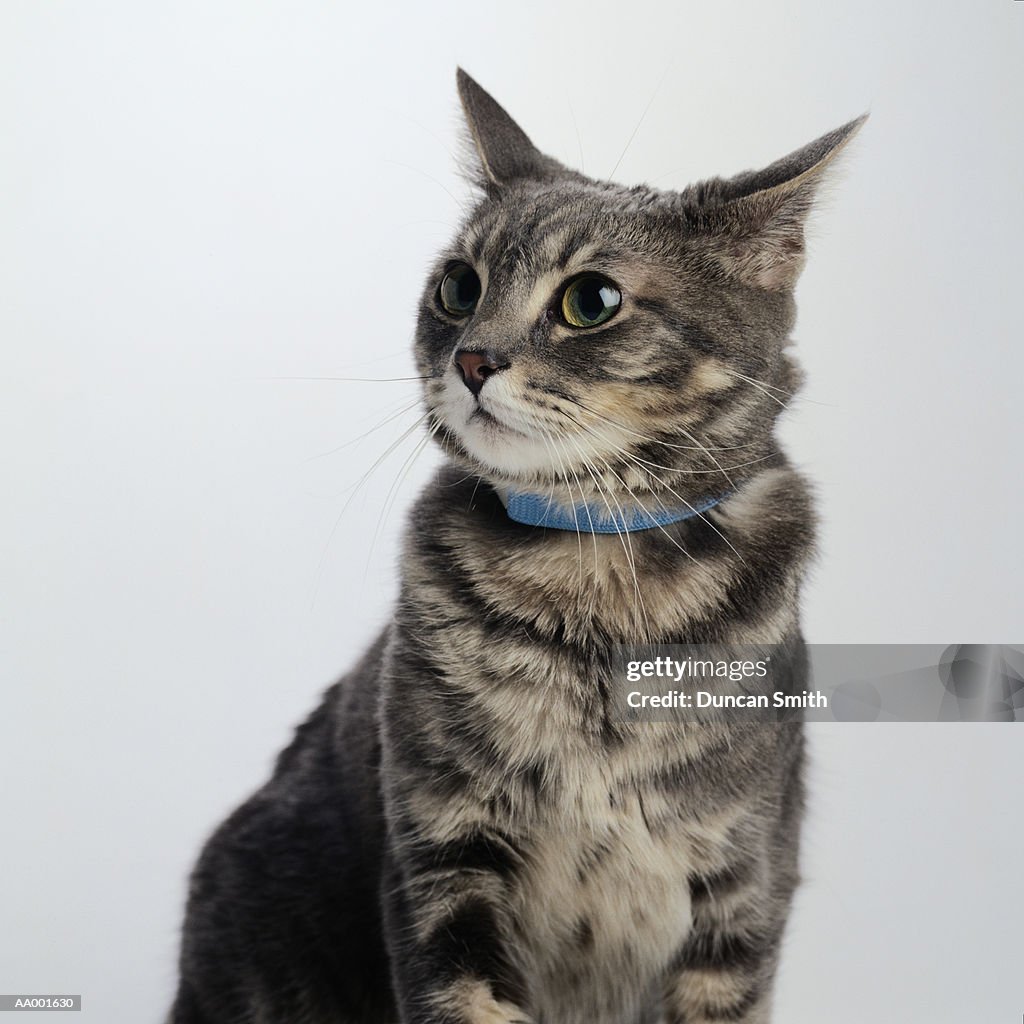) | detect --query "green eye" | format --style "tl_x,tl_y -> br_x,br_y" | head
561,275 -> 622,328
438,263 -> 481,317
